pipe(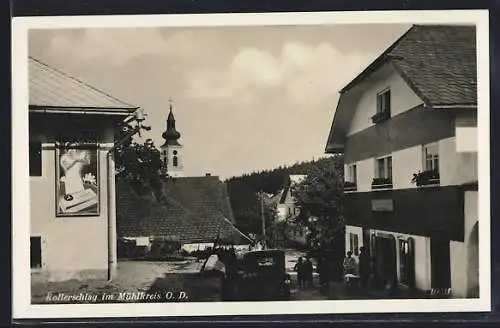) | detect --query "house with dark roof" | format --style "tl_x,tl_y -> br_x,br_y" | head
325,25 -> 478,298
116,175 -> 251,254
29,57 -> 138,282
116,105 -> 251,255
